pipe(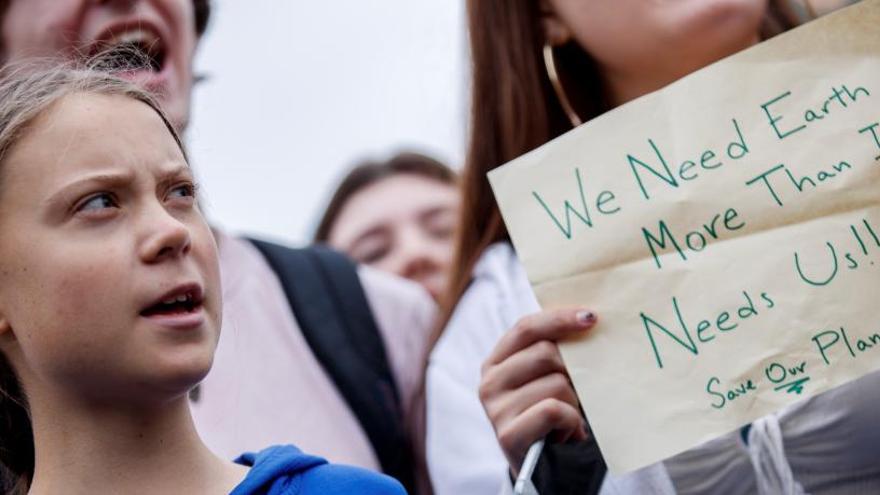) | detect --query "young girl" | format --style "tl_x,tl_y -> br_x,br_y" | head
0,64 -> 404,495
315,152 -> 458,301
426,1 -> 875,494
